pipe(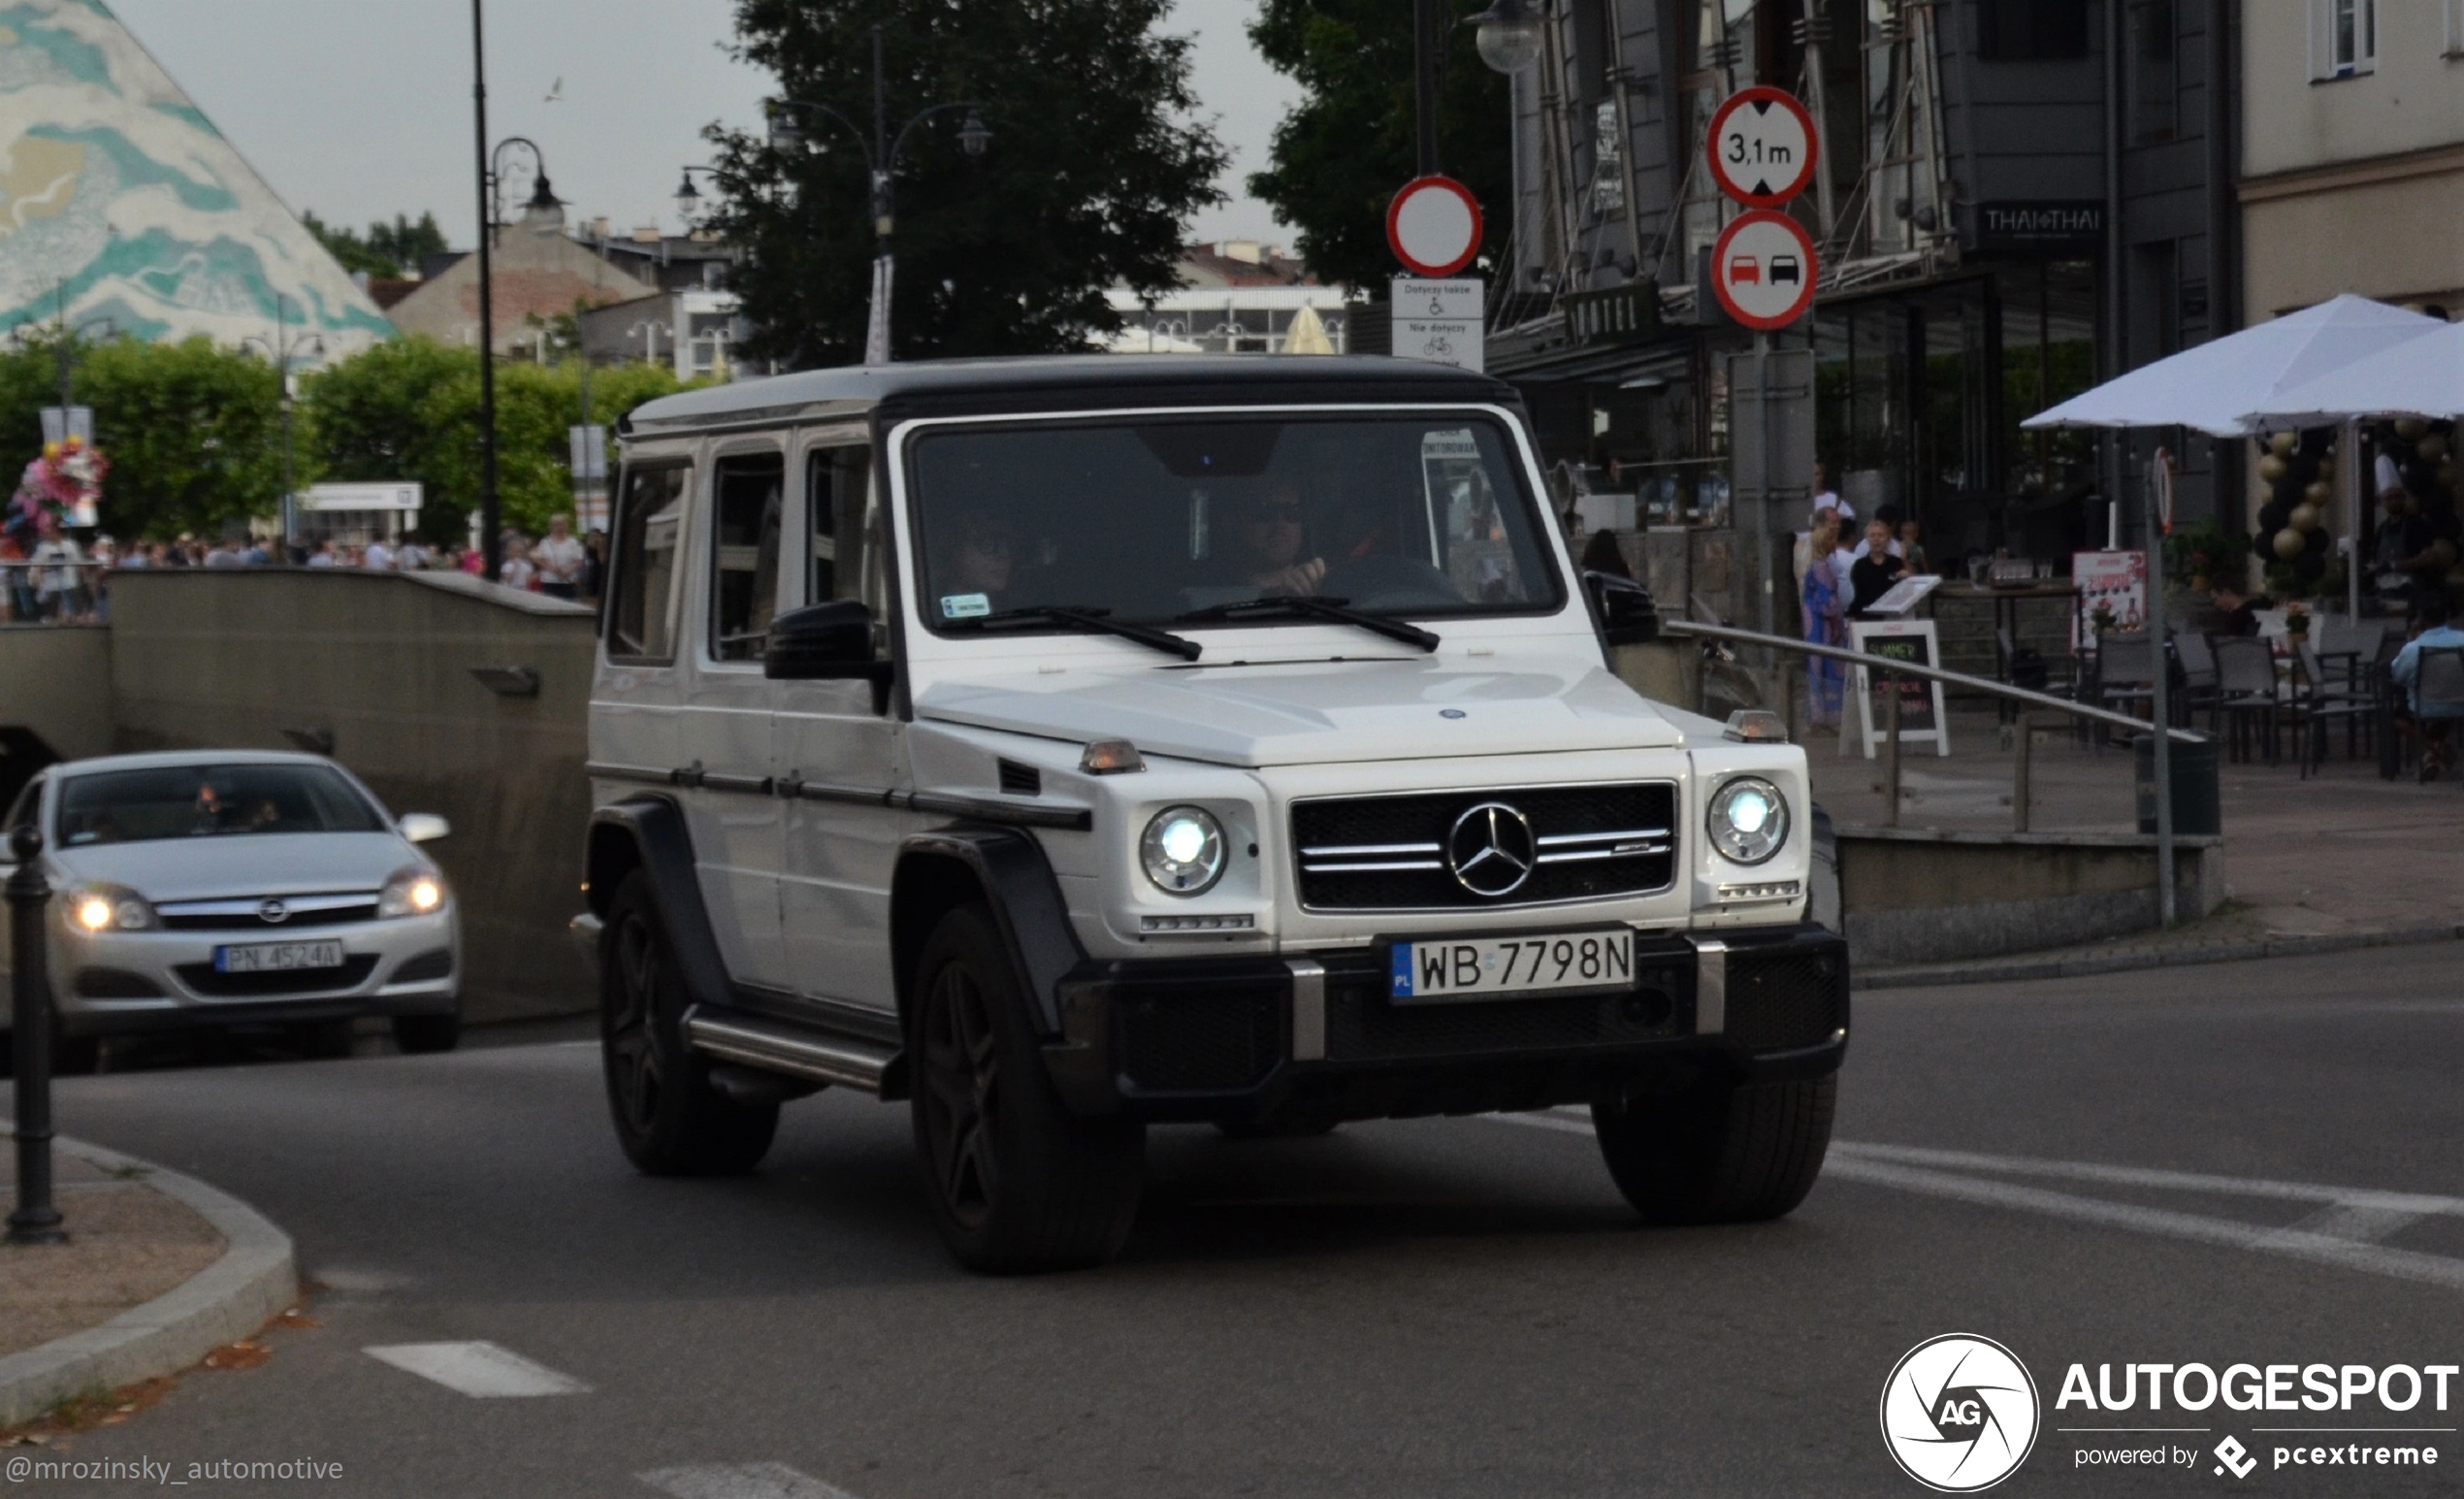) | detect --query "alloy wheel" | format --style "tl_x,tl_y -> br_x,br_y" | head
922,961 -> 1000,1229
